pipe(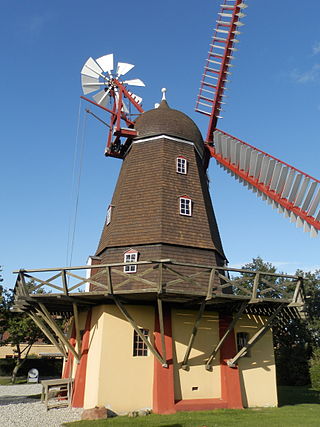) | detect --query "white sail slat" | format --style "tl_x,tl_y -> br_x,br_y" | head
253,153 -> 263,180
270,162 -> 283,191
281,169 -> 296,199
308,188 -> 320,216
288,174 -> 302,203
249,150 -> 258,177
294,177 -> 310,207
258,156 -> 270,184
265,159 -> 276,186
301,182 -> 317,212
276,166 -> 289,194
